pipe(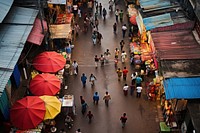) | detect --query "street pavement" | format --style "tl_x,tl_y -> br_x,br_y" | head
55,0 -> 160,132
